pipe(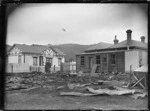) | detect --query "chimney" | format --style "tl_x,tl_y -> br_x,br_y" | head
126,29 -> 132,45
113,35 -> 119,45
140,36 -> 145,43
